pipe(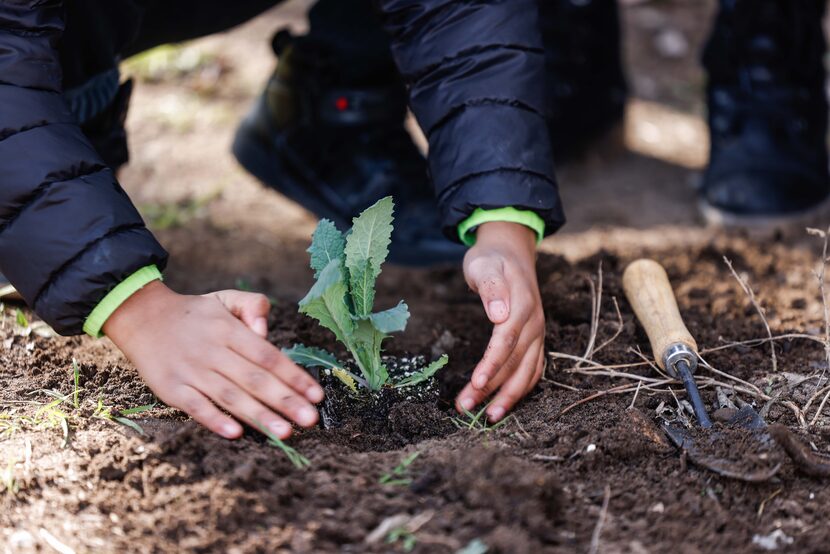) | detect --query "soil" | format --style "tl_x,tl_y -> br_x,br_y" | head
4,1 -> 830,553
